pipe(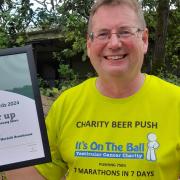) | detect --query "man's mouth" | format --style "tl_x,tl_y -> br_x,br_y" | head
104,54 -> 127,60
